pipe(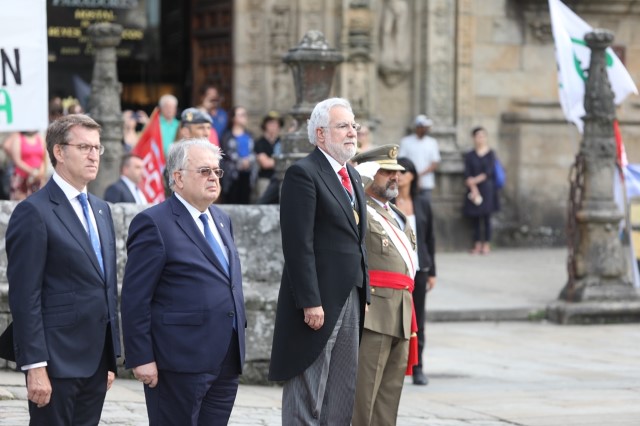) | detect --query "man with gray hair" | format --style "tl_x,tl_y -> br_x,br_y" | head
269,98 -> 370,424
121,138 -> 246,425
158,94 -> 180,158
